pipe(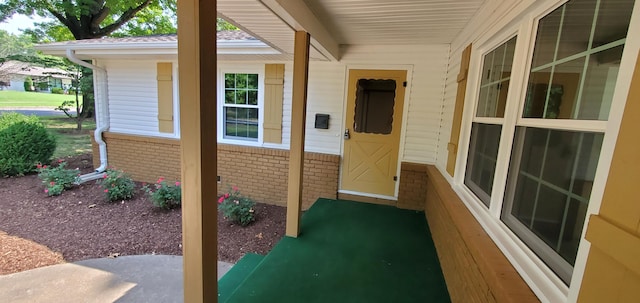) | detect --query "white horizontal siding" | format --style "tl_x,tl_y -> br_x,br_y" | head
339,44 -> 451,164
102,59 -> 163,137
304,62 -> 346,154
437,48 -> 462,170
437,0 -> 538,170
264,61 -> 345,155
